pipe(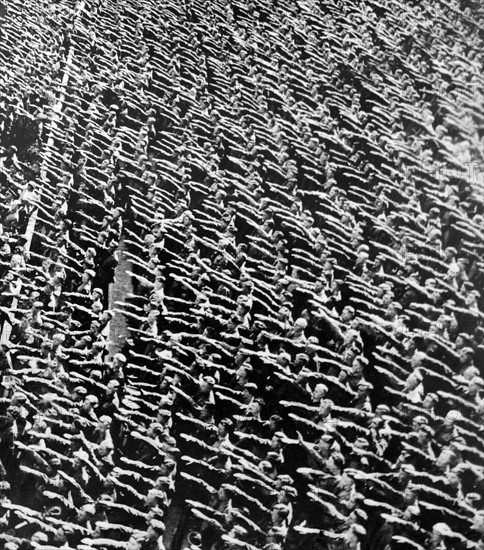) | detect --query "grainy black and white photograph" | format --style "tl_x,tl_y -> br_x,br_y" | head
0,0 -> 483,549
